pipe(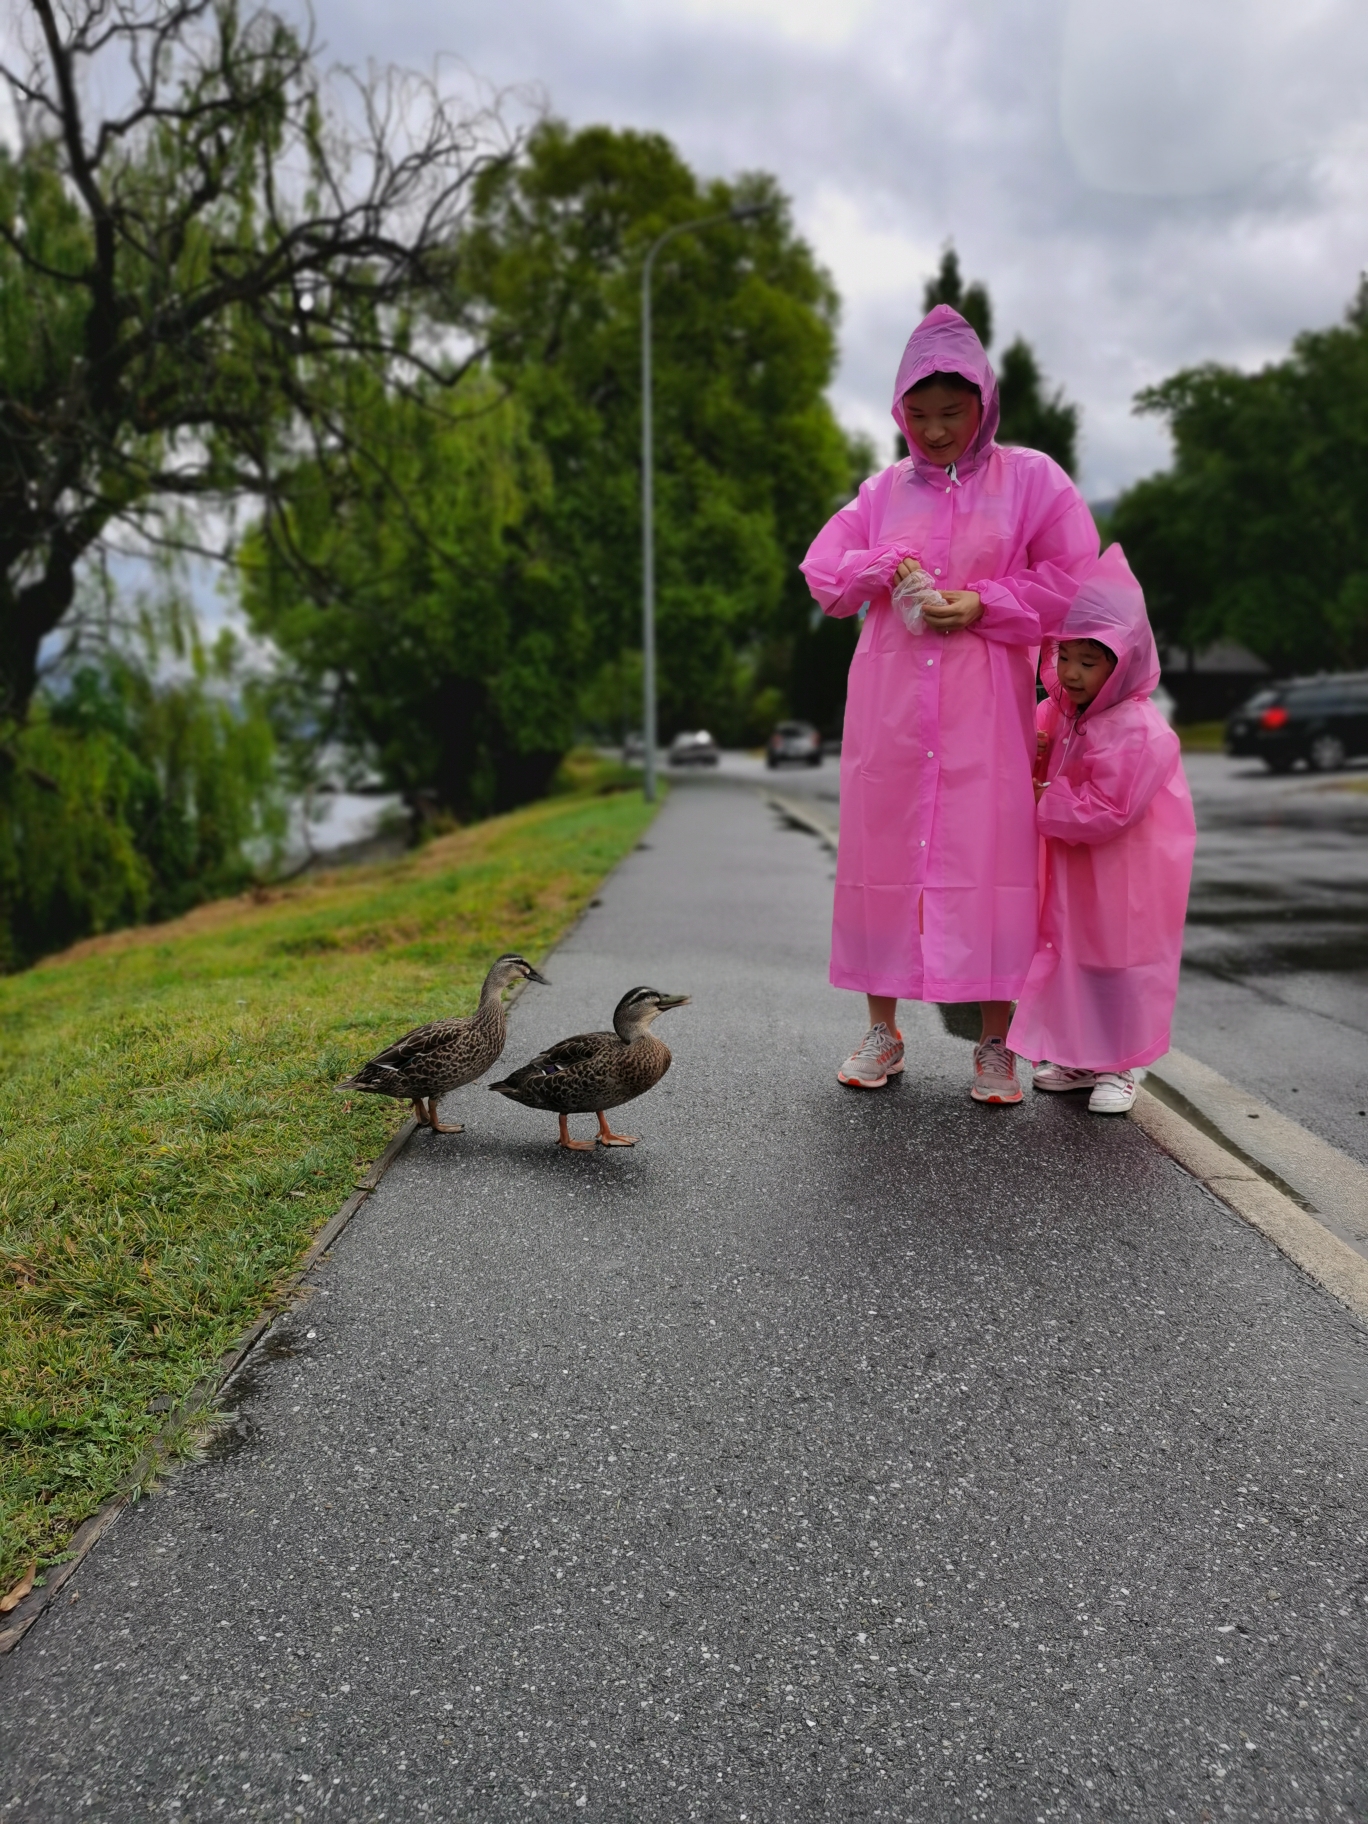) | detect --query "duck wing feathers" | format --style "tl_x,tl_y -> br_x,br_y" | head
340,1000 -> 505,1099
490,1029 -> 670,1115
